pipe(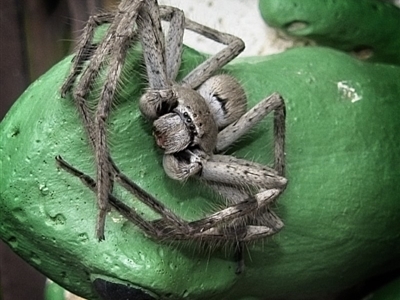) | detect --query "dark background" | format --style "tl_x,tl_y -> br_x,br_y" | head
0,0 -> 117,299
